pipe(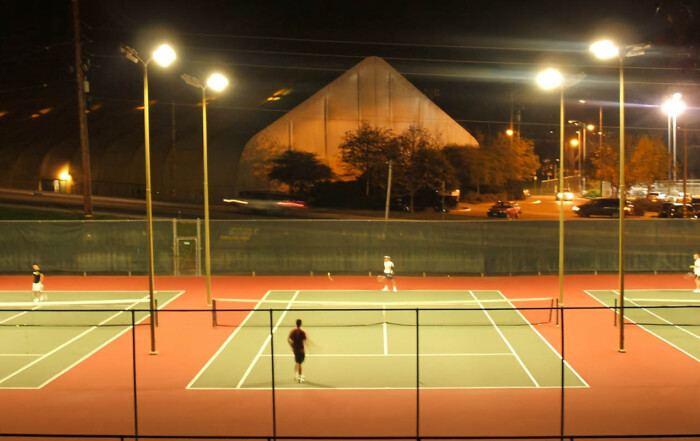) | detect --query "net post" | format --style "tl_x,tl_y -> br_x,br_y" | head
613,298 -> 618,327
154,299 -> 159,327
548,298 -> 555,323
212,299 -> 218,327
